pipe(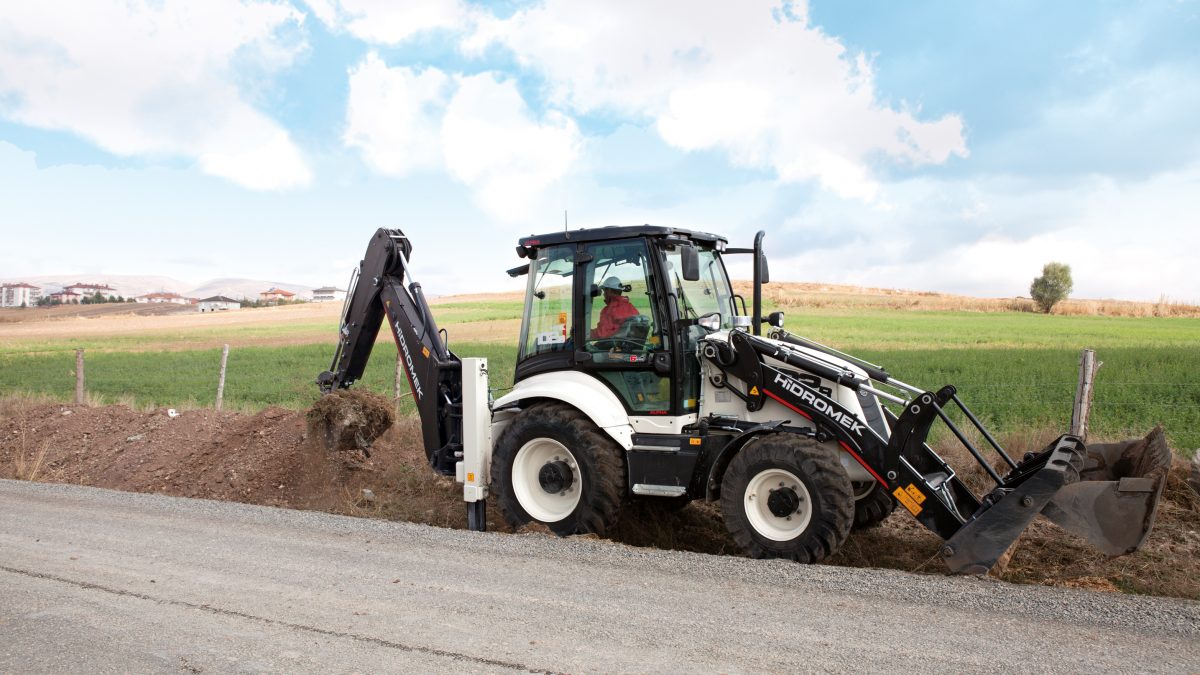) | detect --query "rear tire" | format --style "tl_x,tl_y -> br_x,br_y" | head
720,433 -> 853,563
851,481 -> 896,530
491,402 -> 625,536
